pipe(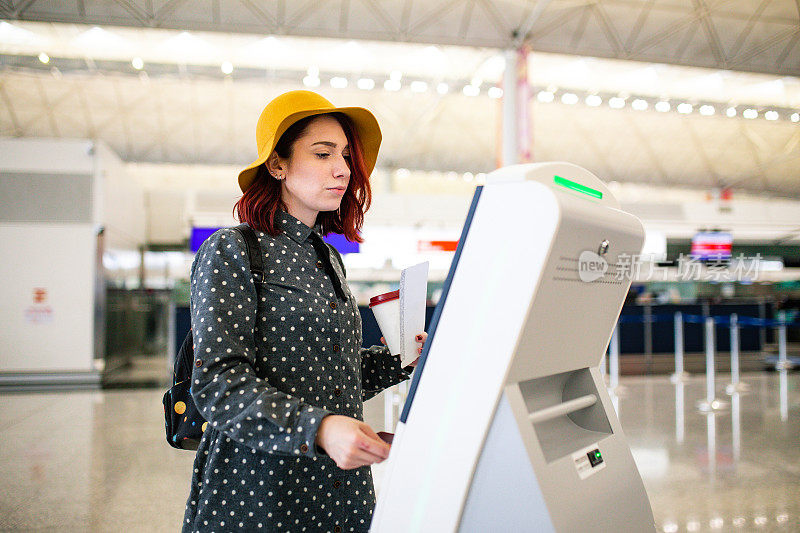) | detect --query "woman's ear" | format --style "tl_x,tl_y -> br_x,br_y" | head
265,152 -> 284,178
